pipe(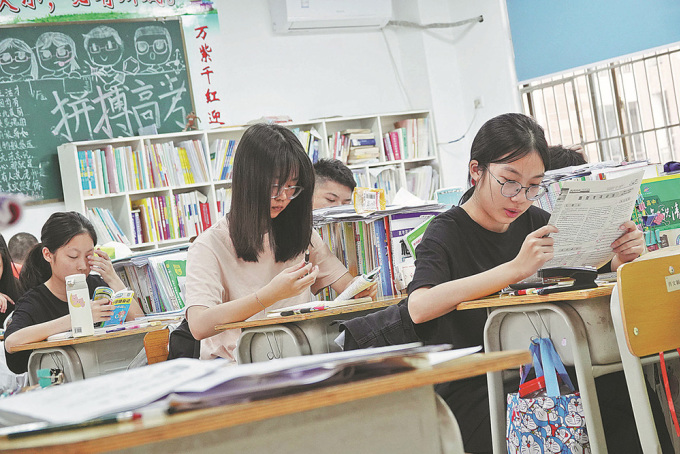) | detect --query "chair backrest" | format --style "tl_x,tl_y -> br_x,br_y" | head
144,328 -> 169,364
617,251 -> 680,357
